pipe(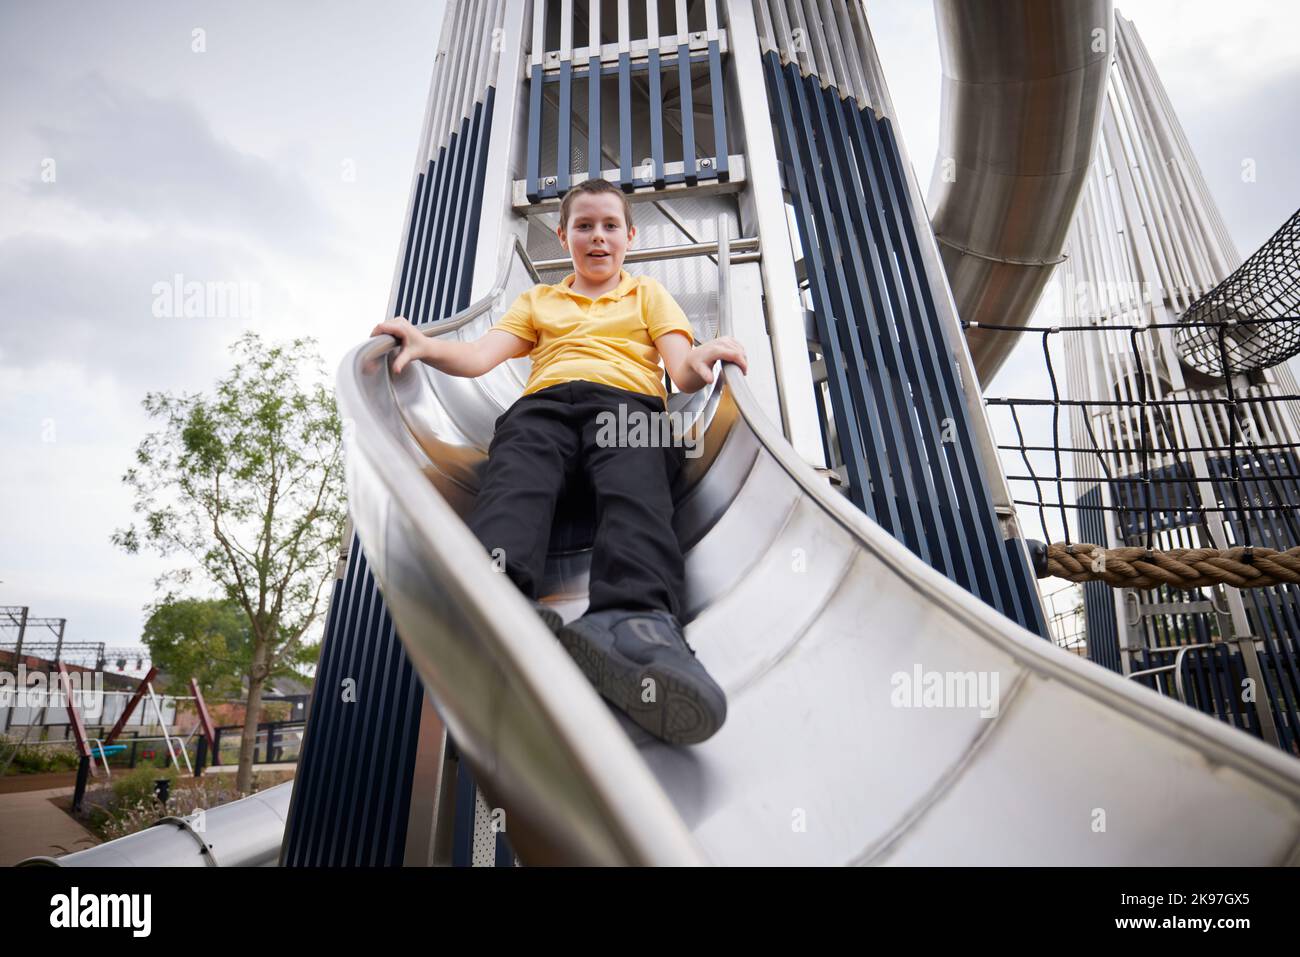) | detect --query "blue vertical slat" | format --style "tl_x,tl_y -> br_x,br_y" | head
452,756 -> 477,868
456,92 -> 494,309
874,116 -> 1040,631
395,170 -> 427,316
1078,485 -> 1120,671
426,117 -> 470,324
280,537 -> 358,864
334,556 -> 393,863
403,156 -> 439,323
787,64 -> 913,538
588,53 -> 602,178
648,45 -> 665,188
1221,450 -> 1300,749
1251,455 -> 1300,743
1004,539 -> 1051,637
840,94 -> 968,584
494,829 -> 516,867
526,62 -> 544,201
309,541 -> 375,863
761,51 -> 874,517
412,143 -> 452,325
810,80 -> 934,562
324,549 -> 385,865
557,54 -> 572,193
707,38 -> 727,181
761,48 -> 1044,635
618,49 -> 632,189
442,104 -> 487,320
677,42 -> 697,185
